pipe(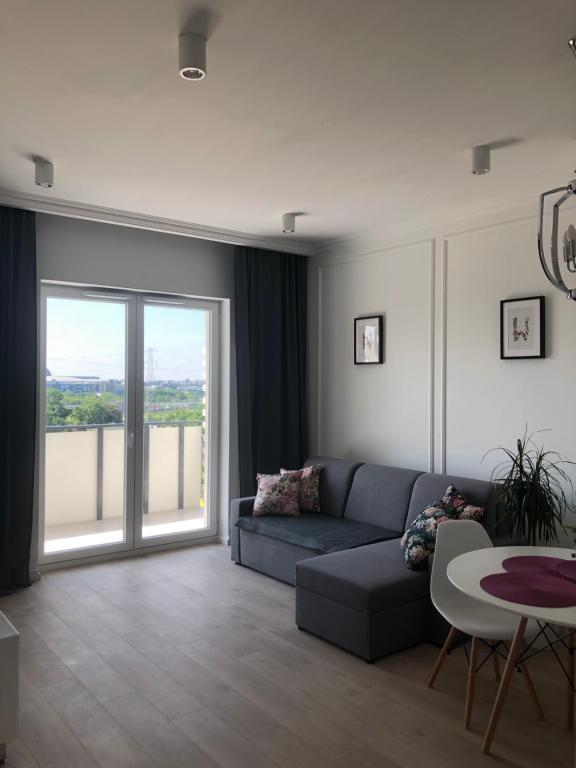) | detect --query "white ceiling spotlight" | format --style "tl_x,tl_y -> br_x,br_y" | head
569,38 -> 576,59
178,33 -> 206,80
471,145 -> 490,175
282,213 -> 296,234
34,157 -> 54,188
